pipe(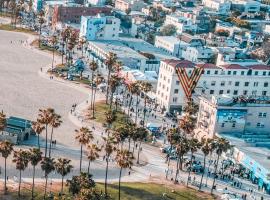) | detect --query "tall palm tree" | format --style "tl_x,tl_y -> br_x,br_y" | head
0,111 -> 7,133
55,158 -> 73,195
32,121 -> 45,149
60,27 -> 71,64
13,149 -> 30,197
187,138 -> 201,186
89,60 -> 98,116
75,127 -> 93,172
126,82 -> 140,123
114,124 -> 130,150
115,149 -> 133,200
0,140 -> 14,194
50,35 -> 58,70
211,138 -> 231,194
104,52 -> 117,104
37,10 -> 45,48
135,127 -> 148,164
41,157 -> 55,199
138,81 -> 152,127
91,75 -> 103,118
37,108 -> 54,158
109,74 -> 122,110
79,36 -> 86,57
28,148 -> 42,200
199,138 -> 212,190
86,143 -> 100,174
48,112 -> 62,158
